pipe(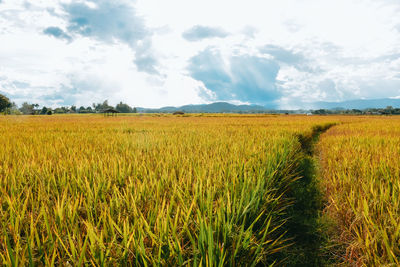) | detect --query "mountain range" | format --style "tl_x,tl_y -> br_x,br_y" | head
306,98 -> 400,110
137,98 -> 400,113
